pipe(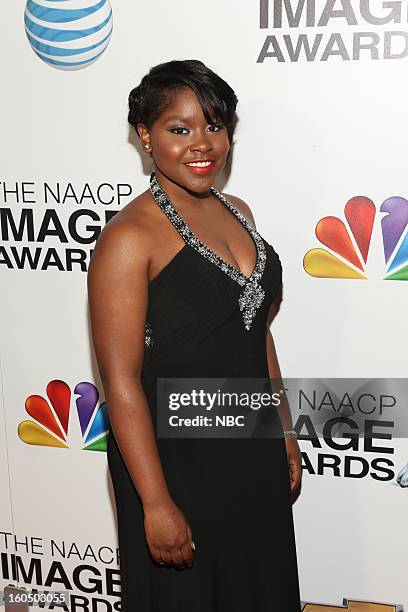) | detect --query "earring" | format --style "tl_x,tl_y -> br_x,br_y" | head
144,144 -> 150,150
